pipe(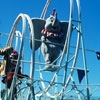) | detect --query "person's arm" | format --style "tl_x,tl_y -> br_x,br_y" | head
17,67 -> 29,79
0,46 -> 13,55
